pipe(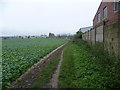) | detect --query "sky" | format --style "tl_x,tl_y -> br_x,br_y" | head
0,0 -> 102,36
